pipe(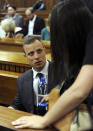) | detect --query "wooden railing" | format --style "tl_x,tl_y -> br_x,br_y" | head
0,38 -> 50,53
0,70 -> 21,105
